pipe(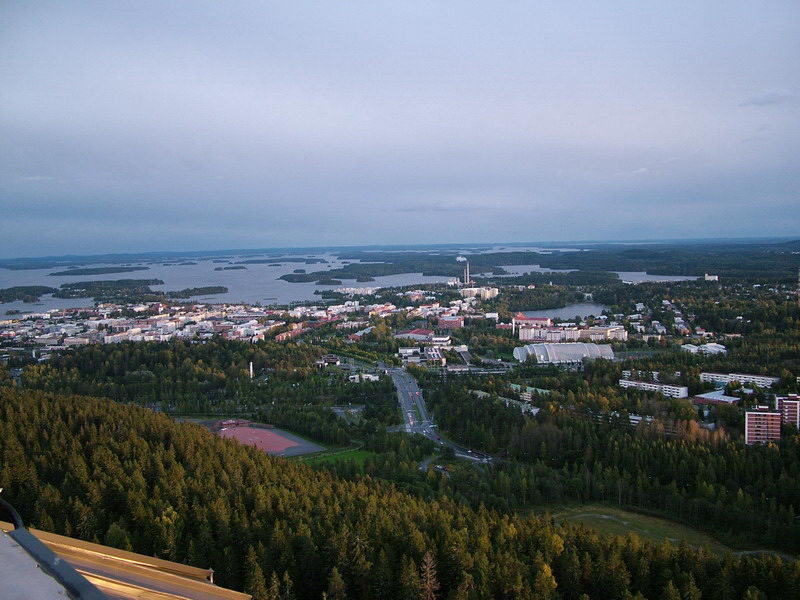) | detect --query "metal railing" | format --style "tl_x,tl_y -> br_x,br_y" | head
0,493 -> 106,600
